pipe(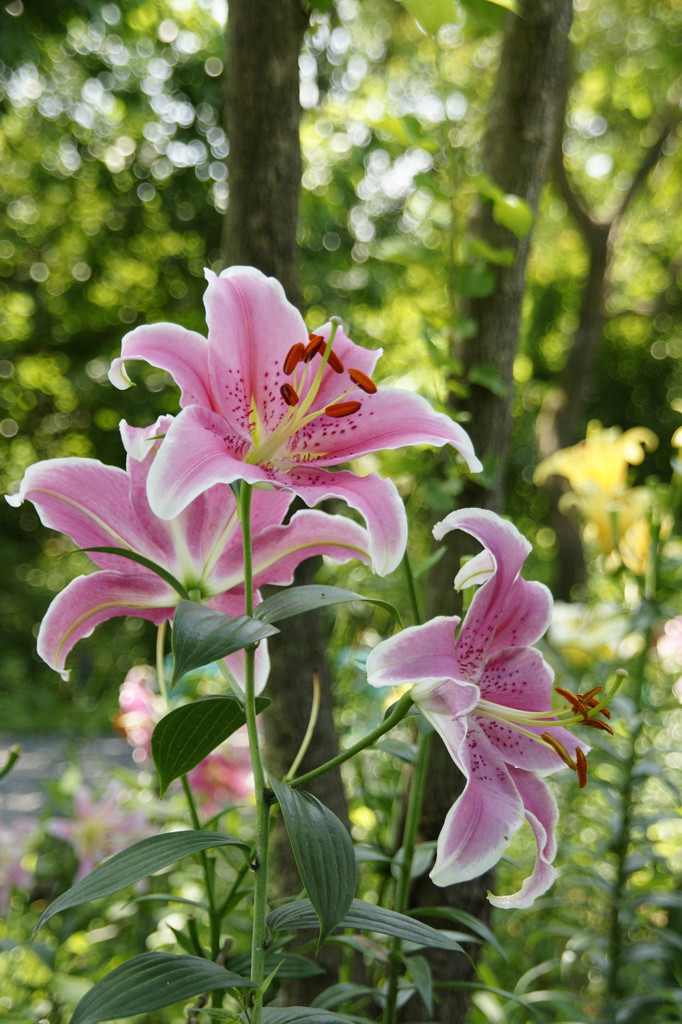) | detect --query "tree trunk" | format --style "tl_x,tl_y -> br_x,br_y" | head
222,0 -> 349,1001
405,3 -> 573,1021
